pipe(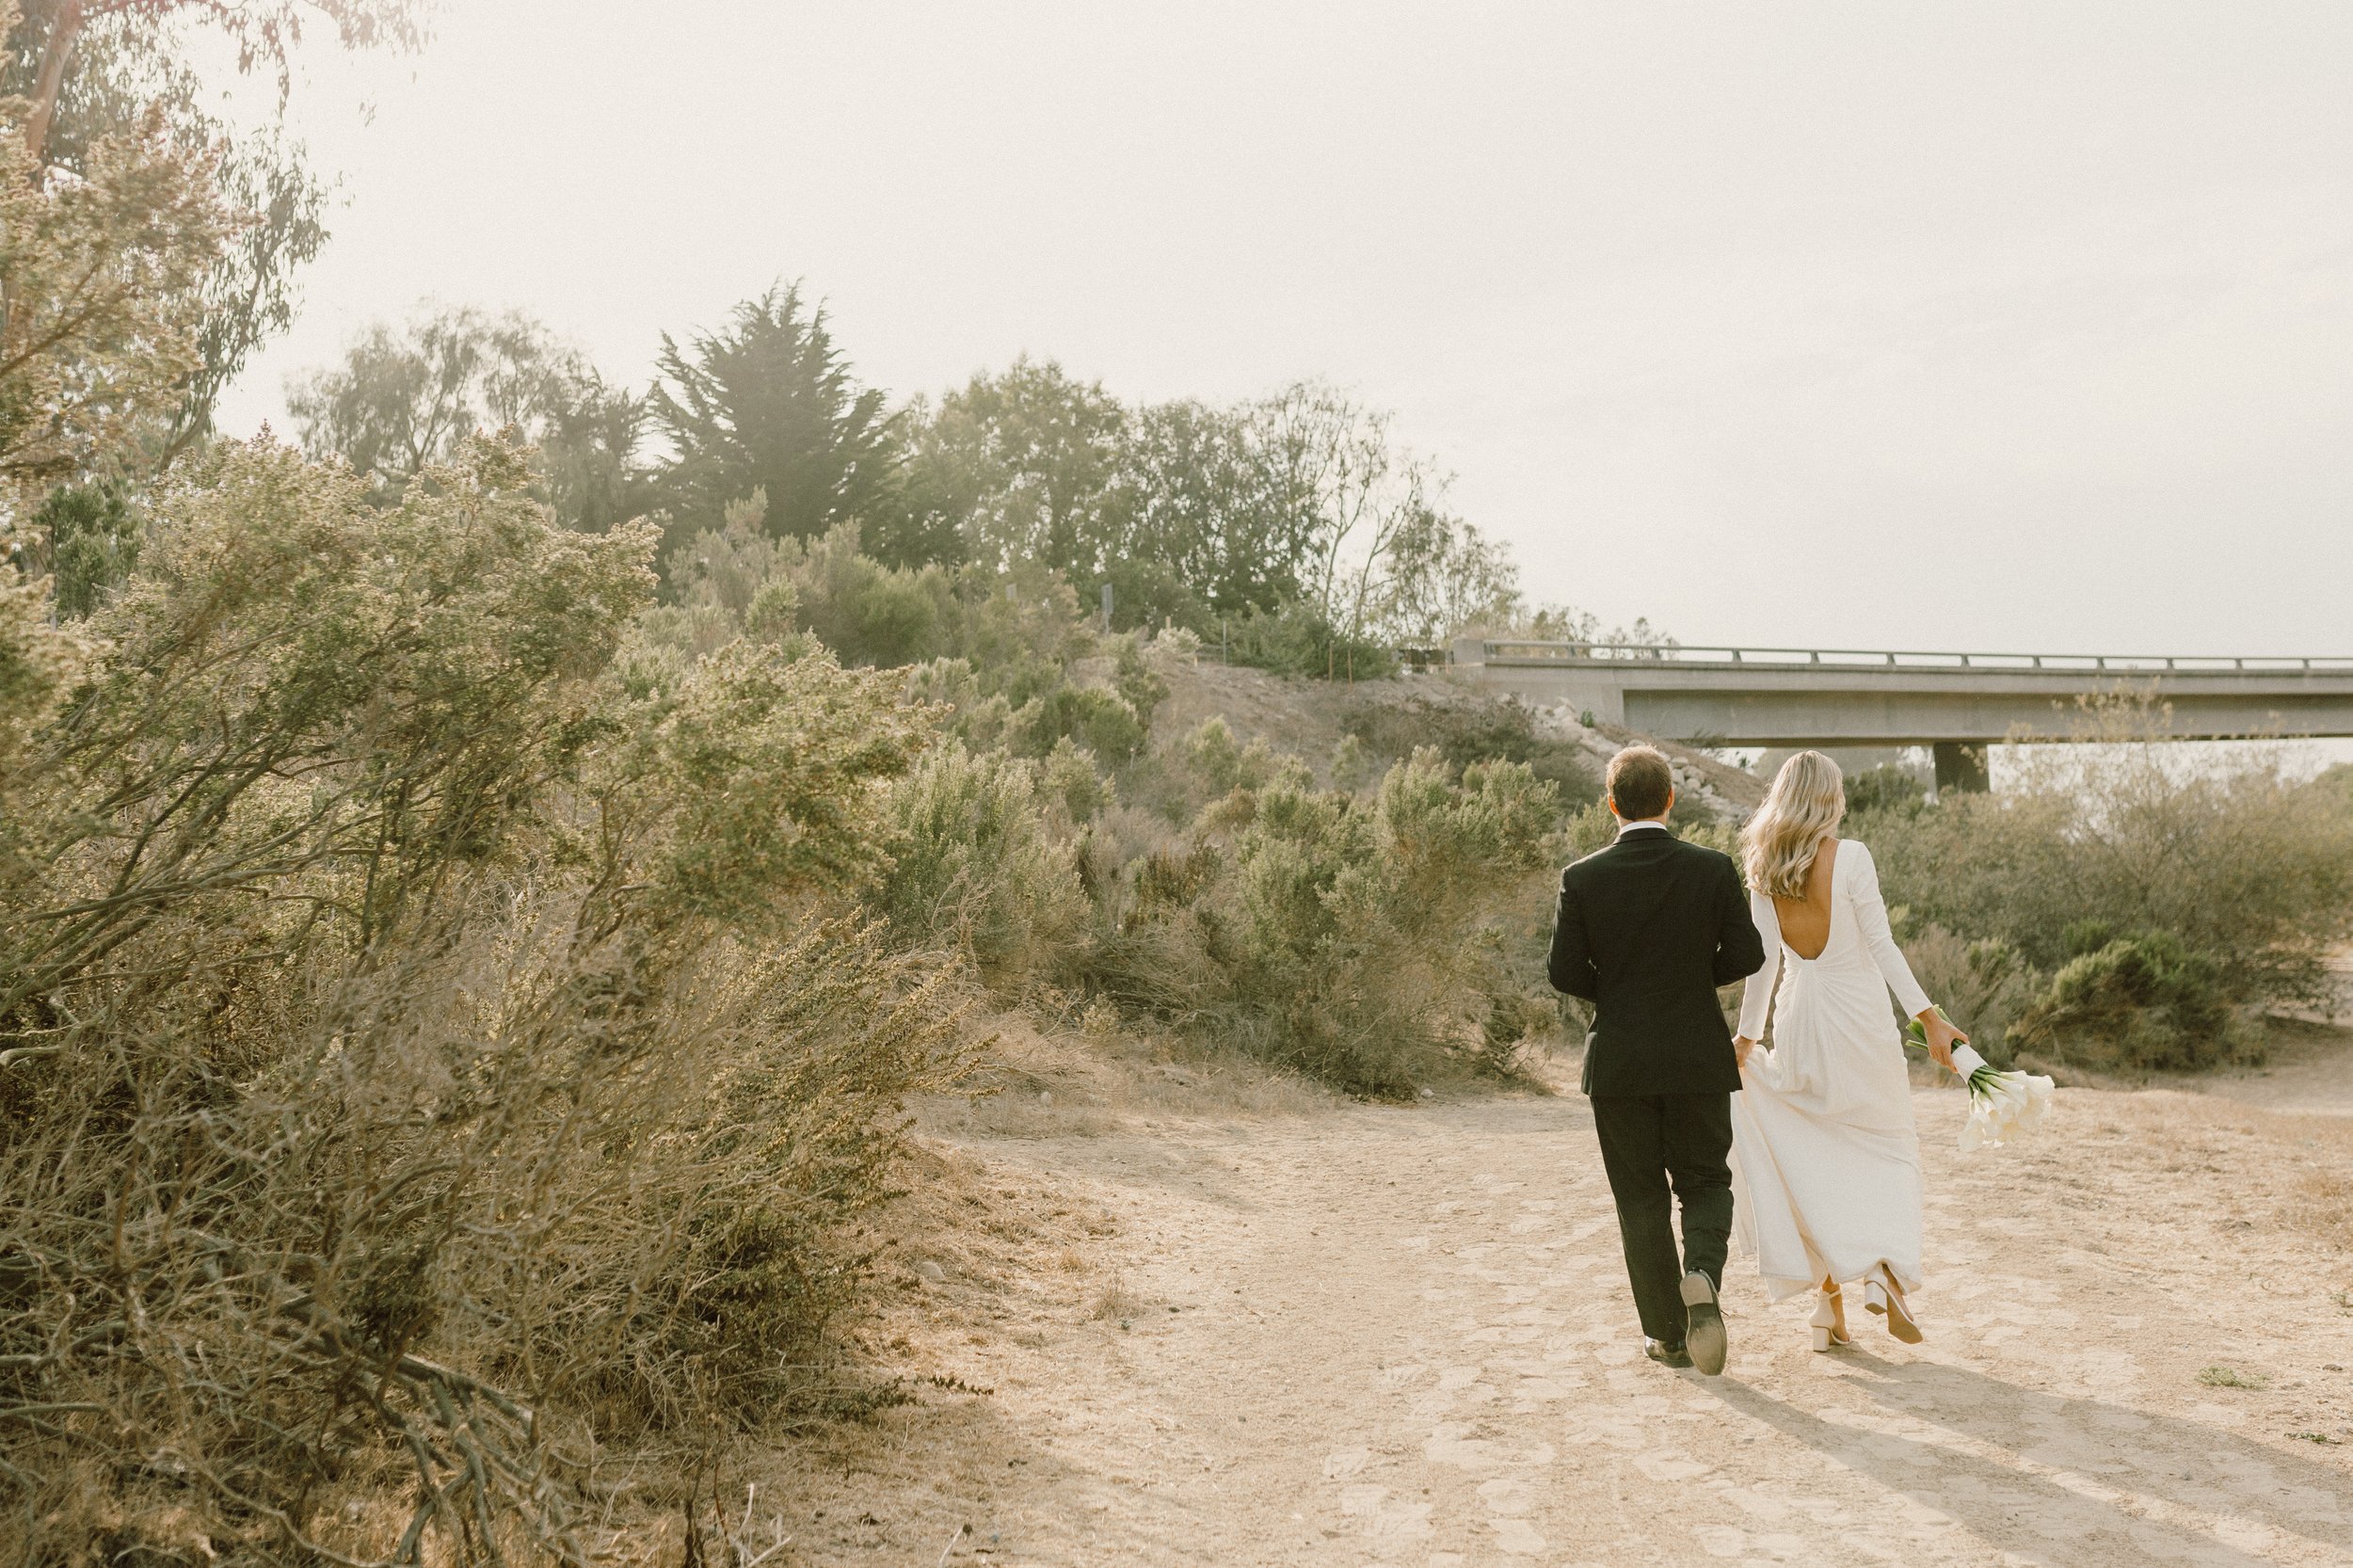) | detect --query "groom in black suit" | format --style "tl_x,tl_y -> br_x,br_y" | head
1548,745 -> 1765,1374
